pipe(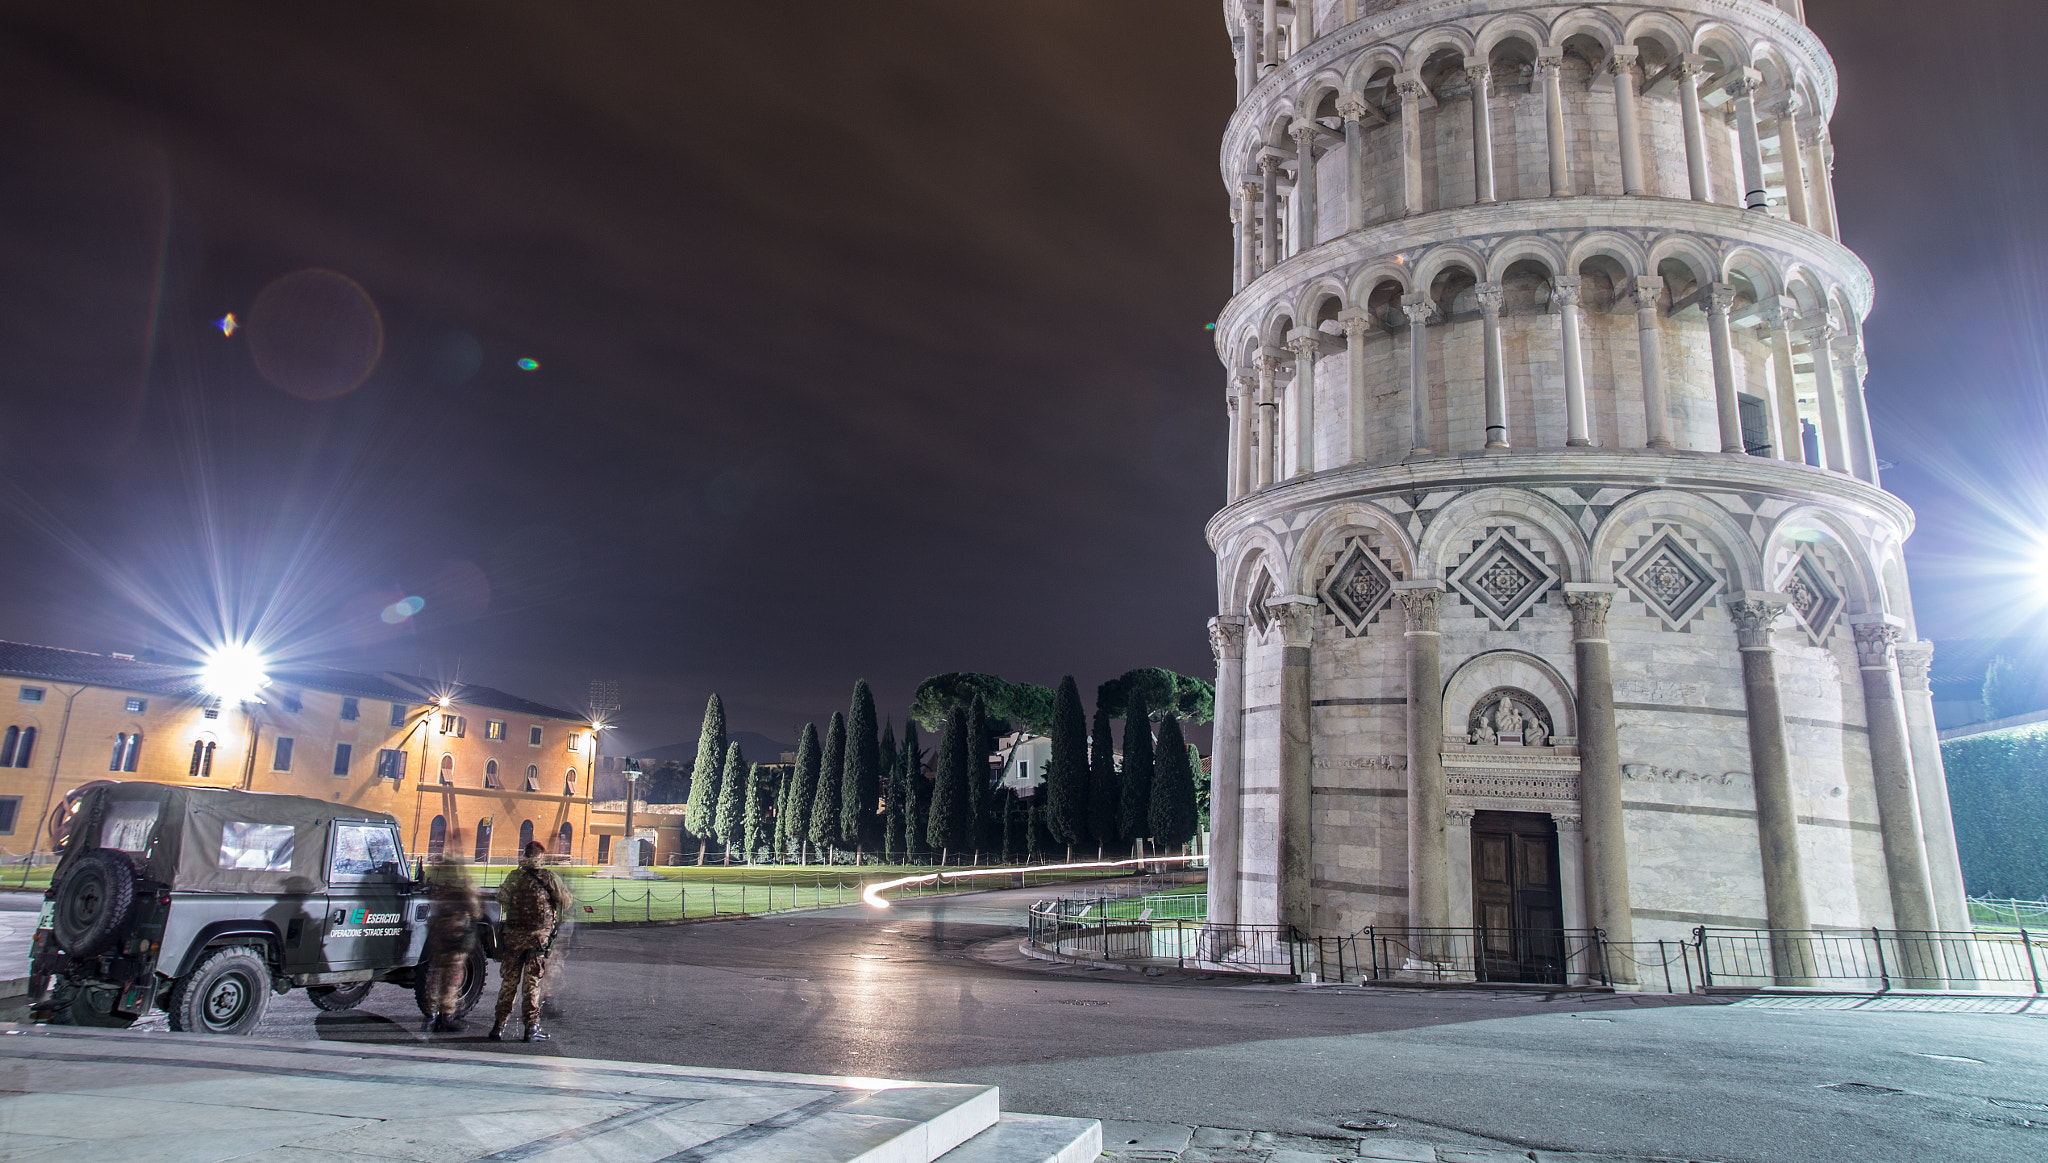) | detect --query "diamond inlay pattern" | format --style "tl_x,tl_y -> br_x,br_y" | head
1449,528 -> 1558,629
1619,528 -> 1722,628
1782,550 -> 1842,644
1248,569 -> 1274,636
1318,538 -> 1399,636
